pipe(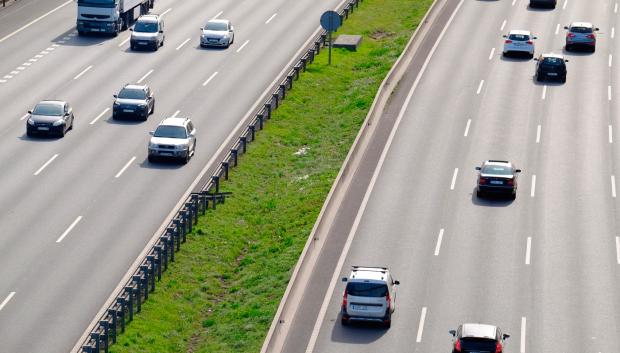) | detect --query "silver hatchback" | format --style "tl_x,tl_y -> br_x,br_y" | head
503,30 -> 536,58
565,22 -> 598,52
